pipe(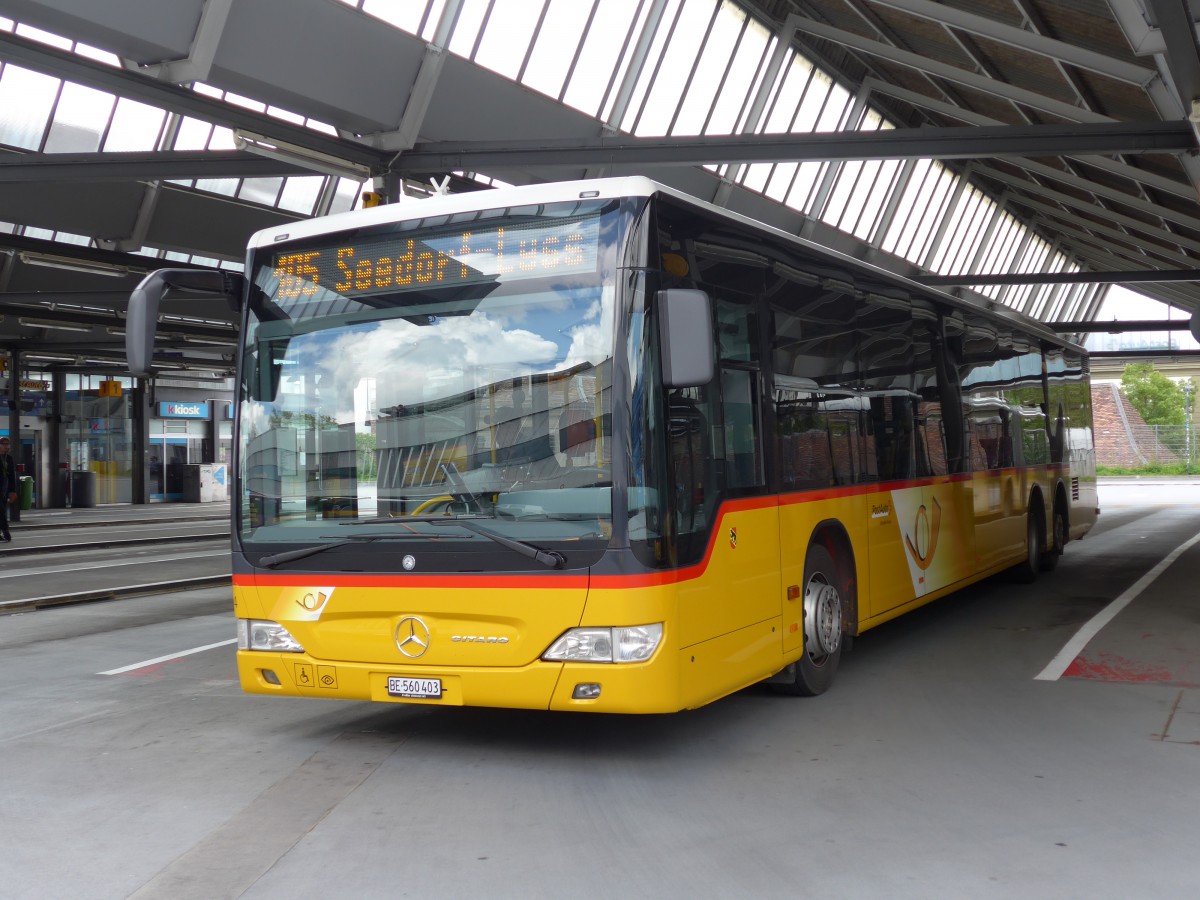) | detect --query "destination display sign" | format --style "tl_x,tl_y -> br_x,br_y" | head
271,215 -> 600,301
